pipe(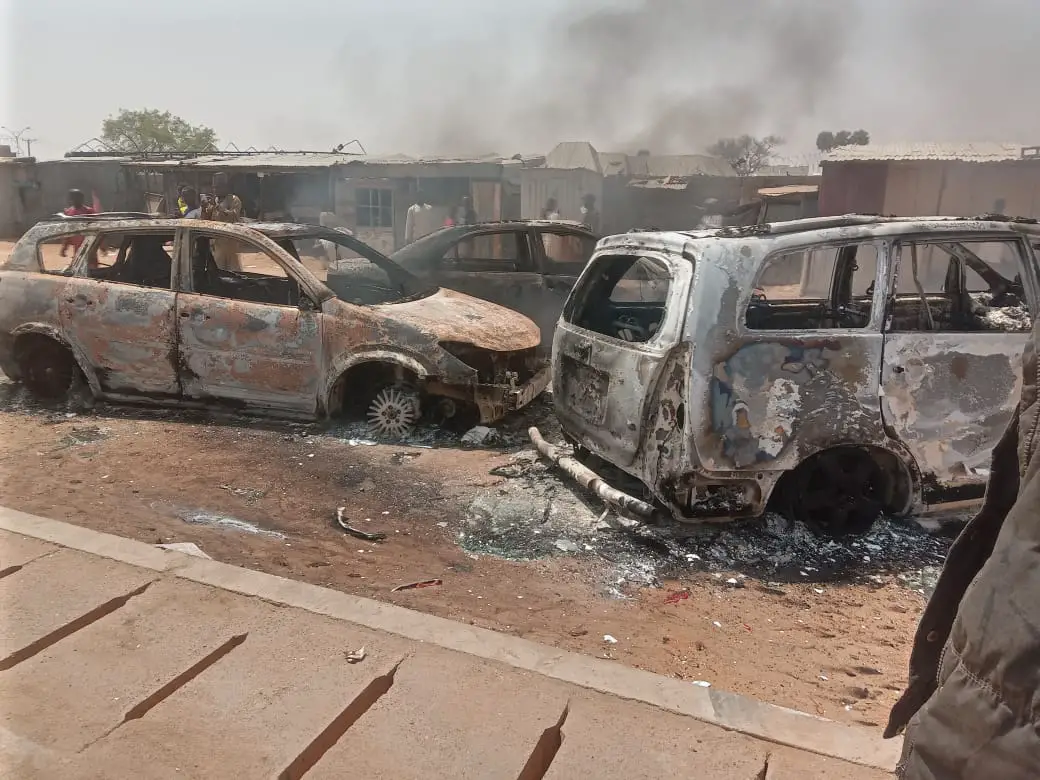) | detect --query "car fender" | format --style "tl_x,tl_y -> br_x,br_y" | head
7,322 -> 102,394
322,349 -> 432,410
